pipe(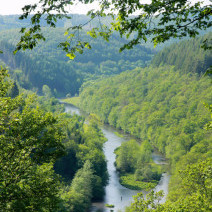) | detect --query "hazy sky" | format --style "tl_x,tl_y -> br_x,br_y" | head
0,0 -> 211,15
0,0 -> 99,15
